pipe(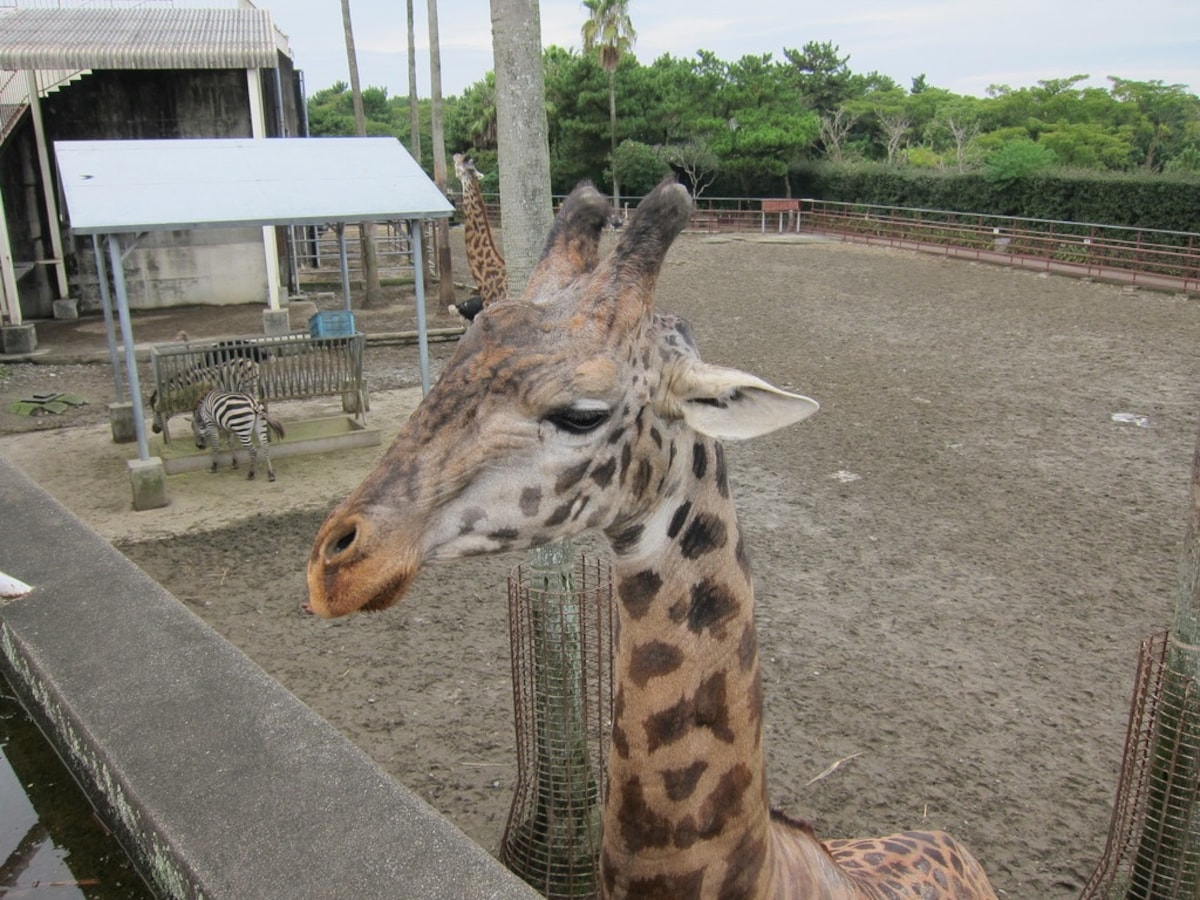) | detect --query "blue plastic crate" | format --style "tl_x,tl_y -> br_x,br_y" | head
308,311 -> 356,338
